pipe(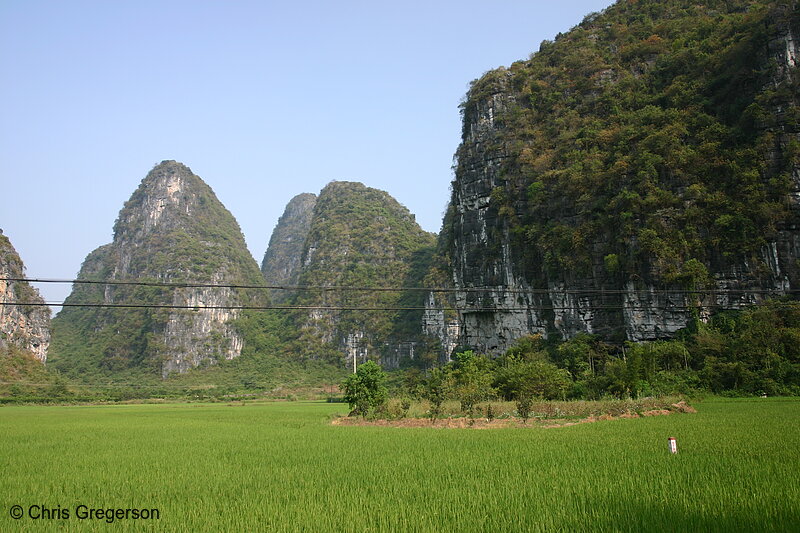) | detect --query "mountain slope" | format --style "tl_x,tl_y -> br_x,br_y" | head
445,0 -> 800,352
261,193 -> 317,303
272,181 -> 437,367
50,161 -> 266,377
0,230 -> 50,363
